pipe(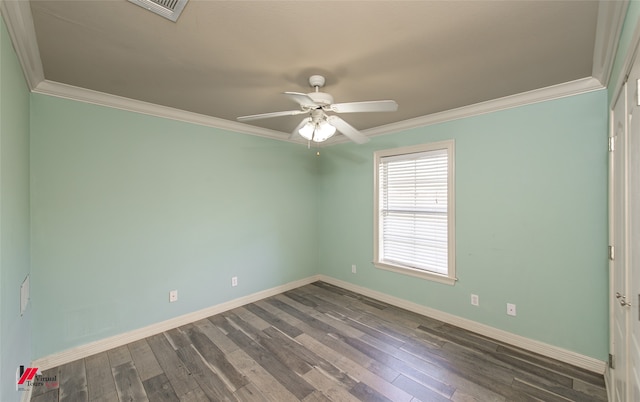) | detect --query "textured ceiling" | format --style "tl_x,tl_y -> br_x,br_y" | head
28,0 -> 600,140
